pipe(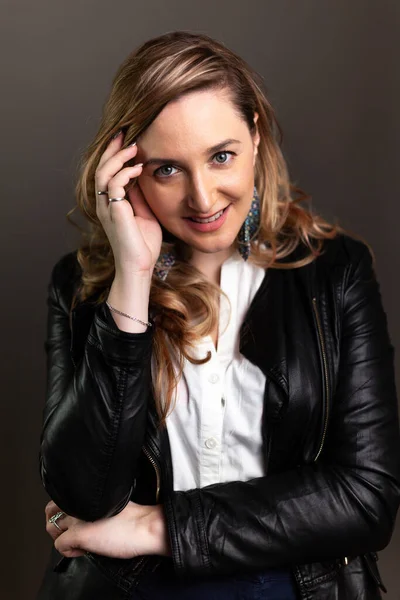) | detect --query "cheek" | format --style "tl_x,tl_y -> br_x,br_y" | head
137,180 -> 172,217
226,156 -> 255,187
